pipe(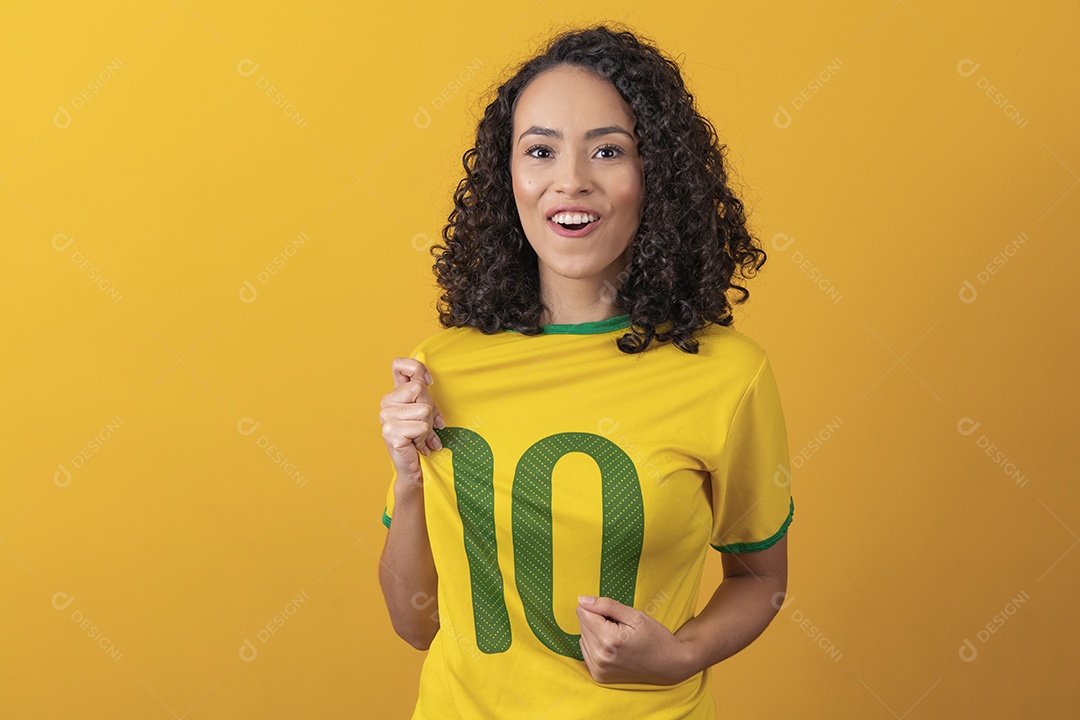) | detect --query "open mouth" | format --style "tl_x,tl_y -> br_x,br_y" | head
548,211 -> 601,233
